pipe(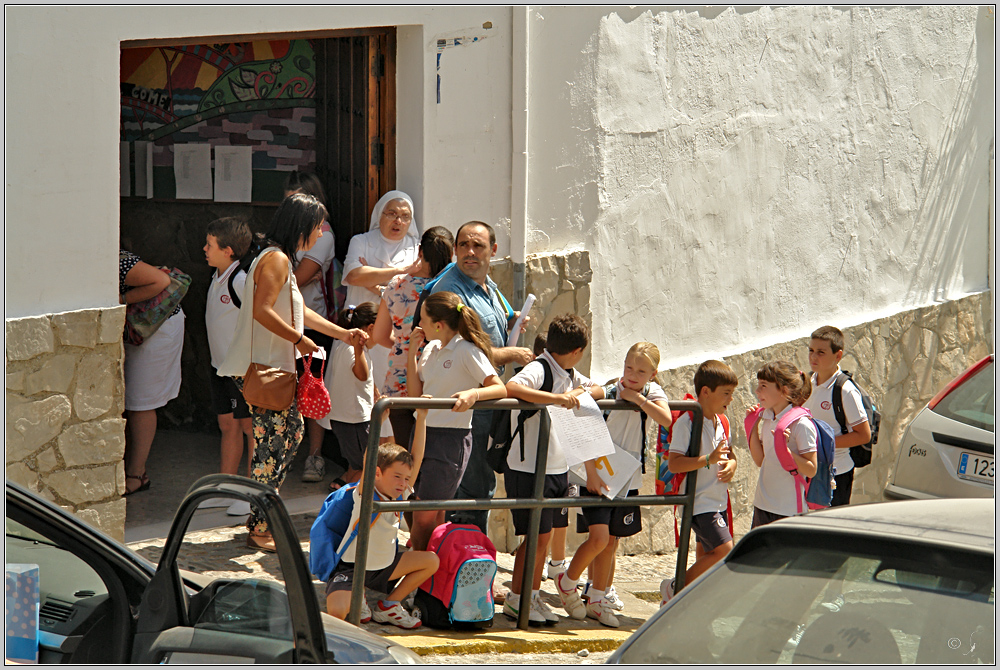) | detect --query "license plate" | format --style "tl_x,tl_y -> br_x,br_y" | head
957,452 -> 995,485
